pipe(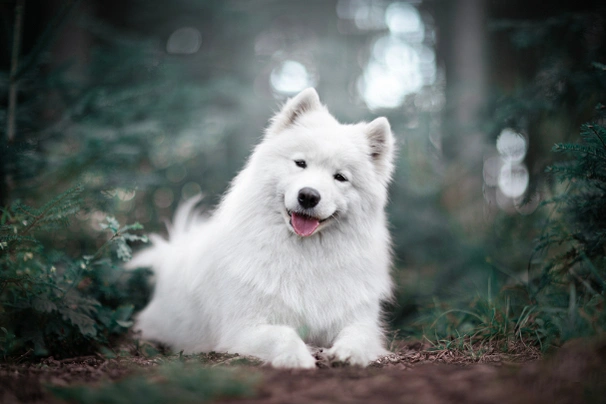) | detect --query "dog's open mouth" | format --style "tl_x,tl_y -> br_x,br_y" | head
287,211 -> 331,237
